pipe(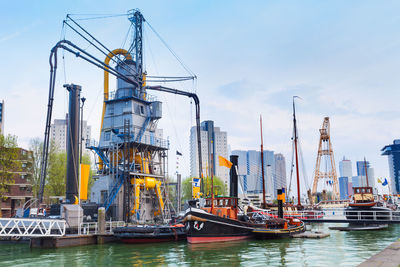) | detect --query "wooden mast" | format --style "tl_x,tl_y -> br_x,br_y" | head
293,97 -> 302,207
260,115 -> 266,208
